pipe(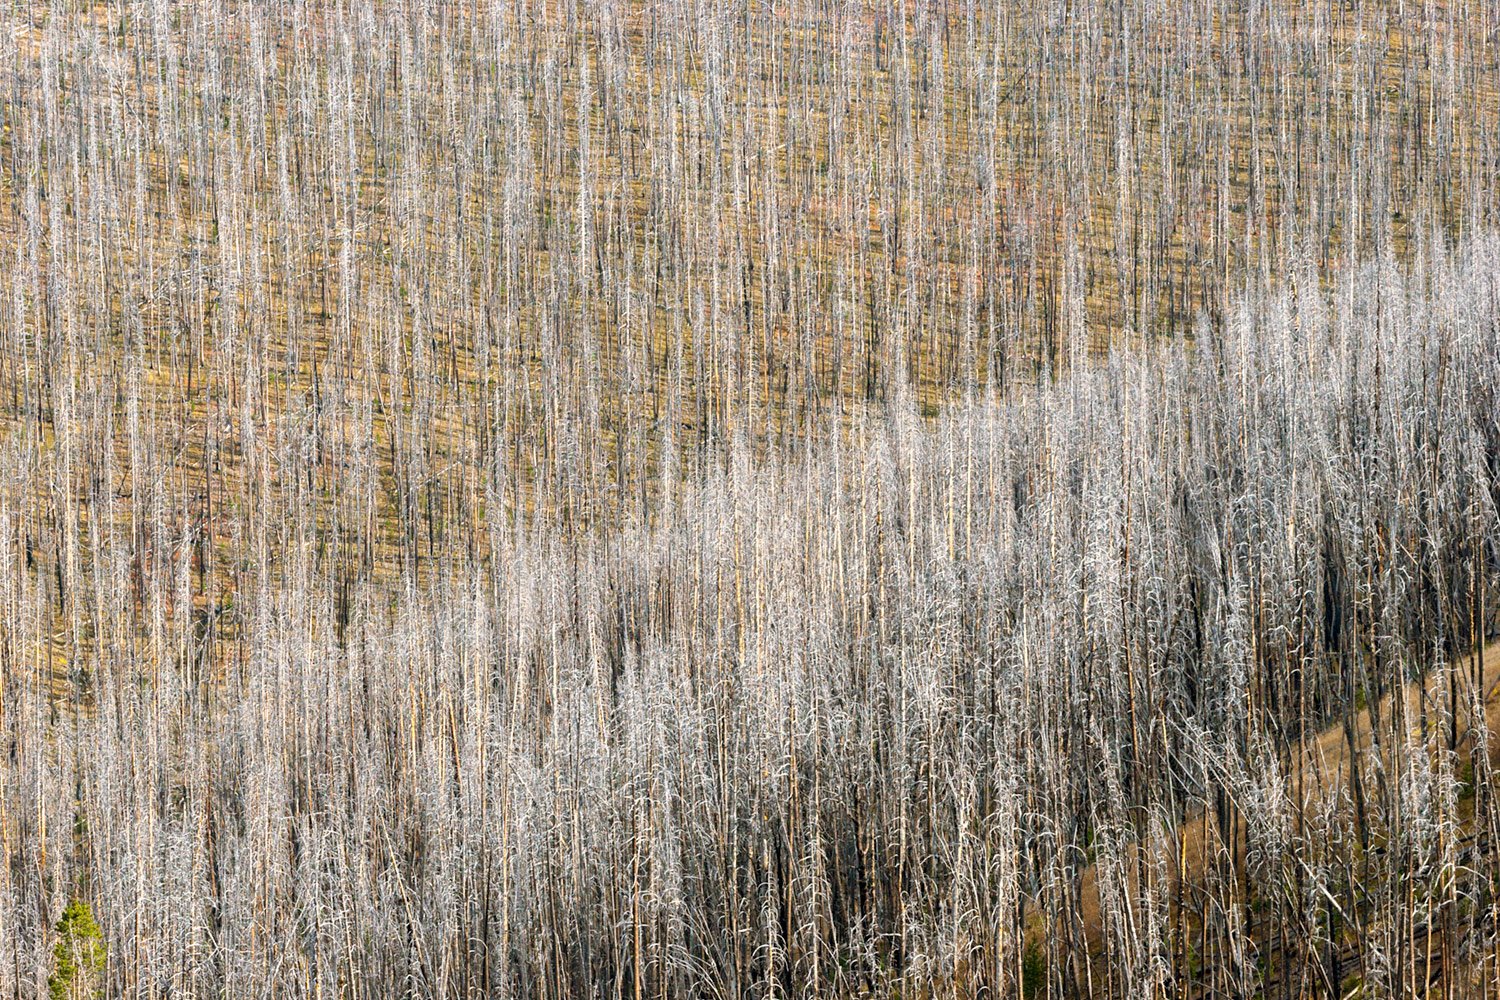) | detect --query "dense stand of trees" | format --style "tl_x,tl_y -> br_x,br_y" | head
1,0 -> 1500,997
0,236 -> 1496,996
